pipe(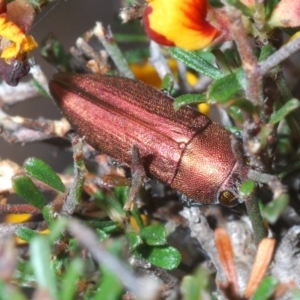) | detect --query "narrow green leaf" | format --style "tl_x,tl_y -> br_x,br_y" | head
181,267 -> 210,300
13,175 -> 47,210
24,157 -> 65,193
30,236 -> 58,298
126,232 -> 143,251
140,224 -> 167,246
259,45 -> 276,61
60,258 -> 83,300
262,194 -> 289,224
15,227 -> 38,243
292,289 -> 300,300
161,73 -> 174,93
174,94 -> 206,110
93,268 -> 123,300
227,105 -> 243,122
278,160 -> 300,179
208,69 -> 244,103
169,48 -> 223,80
226,0 -> 253,17
270,98 -> 300,125
48,217 -> 68,244
265,0 -> 279,18
239,180 -> 256,197
113,34 -> 148,43
138,245 -> 181,270
252,276 -> 278,300
0,281 -> 27,300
